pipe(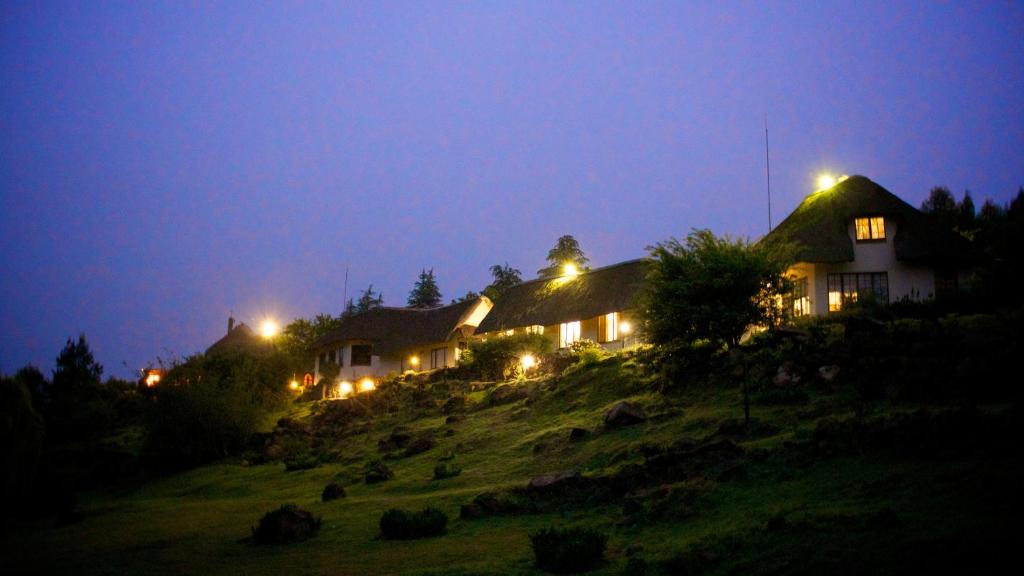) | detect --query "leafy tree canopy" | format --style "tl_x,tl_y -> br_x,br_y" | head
482,263 -> 522,301
537,235 -> 590,279
408,268 -> 443,308
641,230 -> 791,348
52,334 -> 103,395
279,314 -> 344,357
